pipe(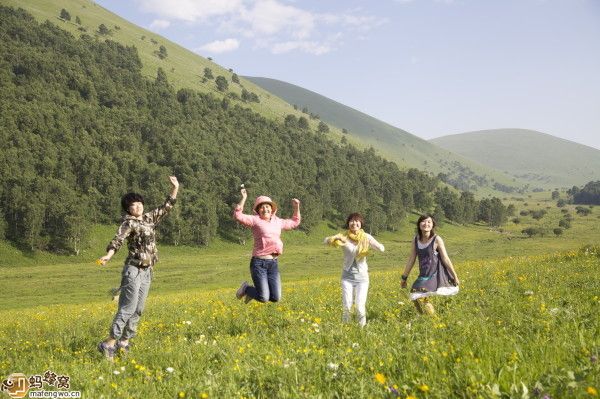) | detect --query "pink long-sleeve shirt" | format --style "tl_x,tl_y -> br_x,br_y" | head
234,205 -> 301,256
